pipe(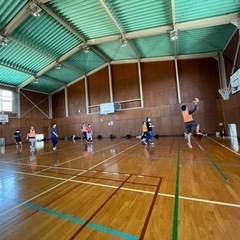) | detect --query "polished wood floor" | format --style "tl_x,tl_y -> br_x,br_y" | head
0,136 -> 240,240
